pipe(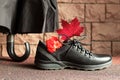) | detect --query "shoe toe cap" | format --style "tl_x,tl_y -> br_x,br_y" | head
94,54 -> 112,64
